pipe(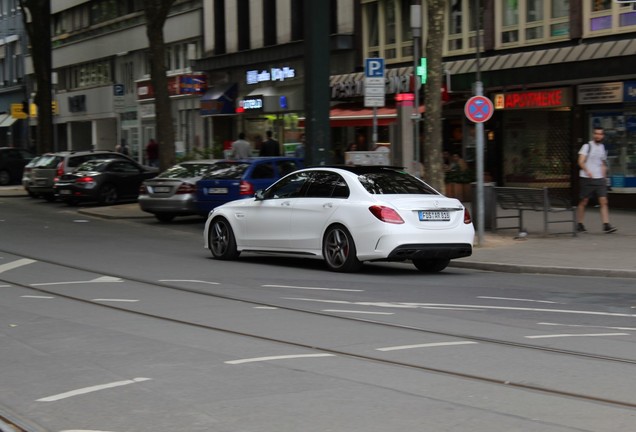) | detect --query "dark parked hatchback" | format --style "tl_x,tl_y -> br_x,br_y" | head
0,147 -> 36,186
54,158 -> 158,205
